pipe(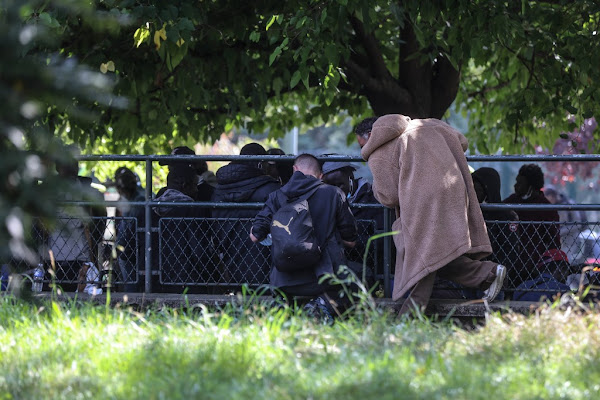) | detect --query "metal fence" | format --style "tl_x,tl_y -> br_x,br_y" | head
16,154 -> 600,299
